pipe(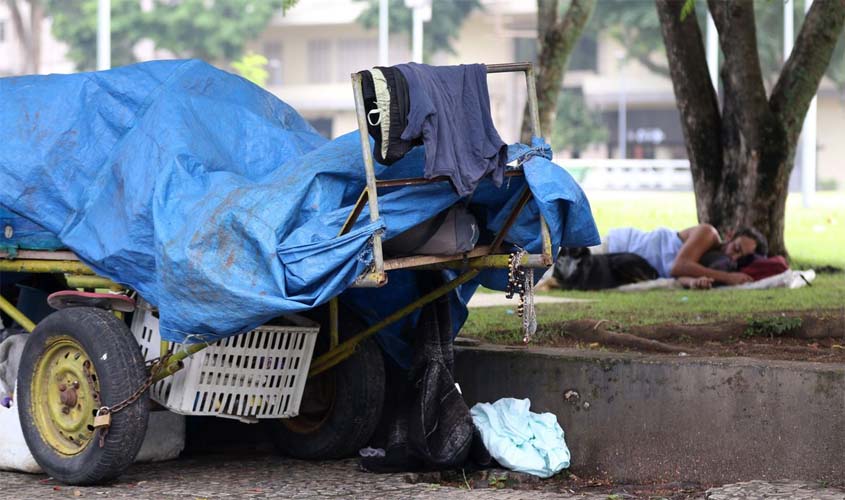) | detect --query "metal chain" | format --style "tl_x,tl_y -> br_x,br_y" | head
506,249 -> 537,343
94,354 -> 171,447
522,267 -> 537,343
